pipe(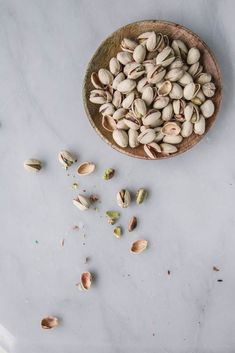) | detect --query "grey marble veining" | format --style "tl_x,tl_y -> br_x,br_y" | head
0,0 -> 235,352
